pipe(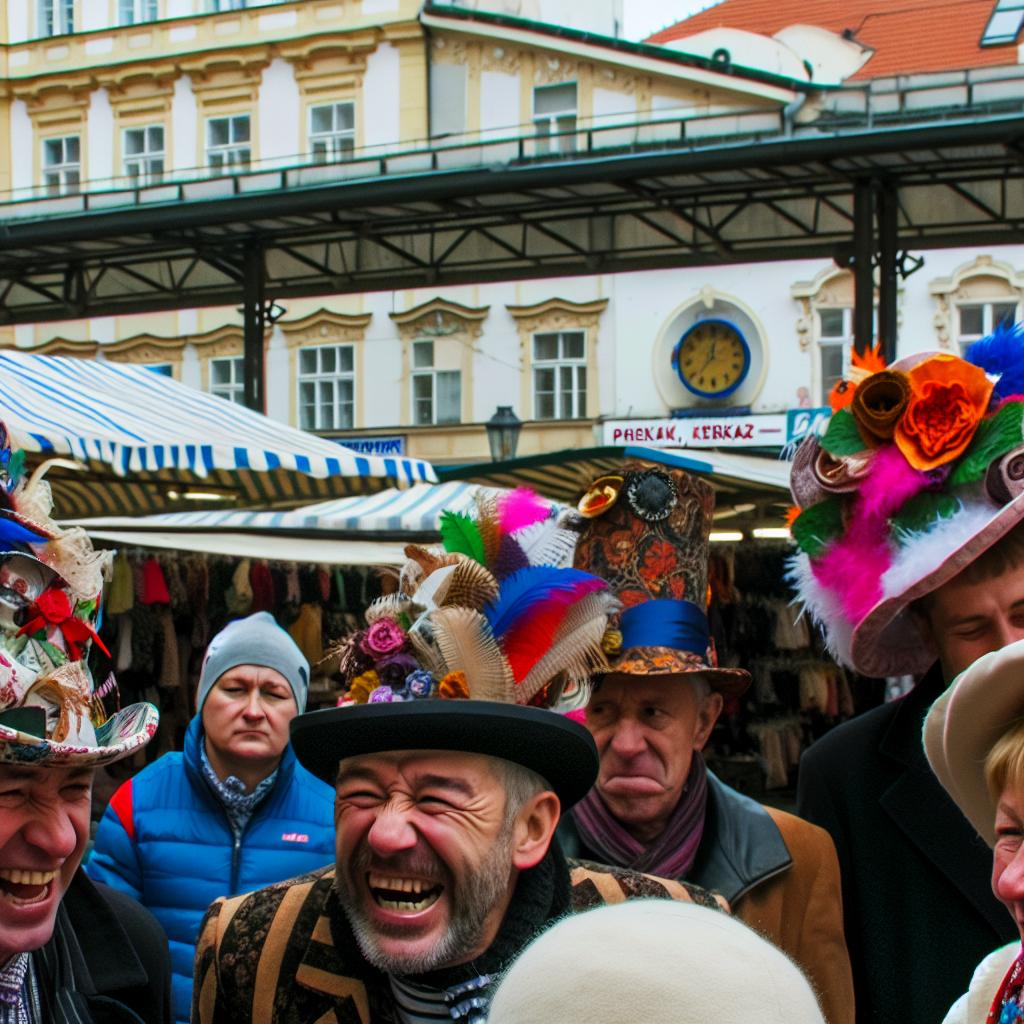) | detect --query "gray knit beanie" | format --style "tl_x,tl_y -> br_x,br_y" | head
197,612 -> 310,712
